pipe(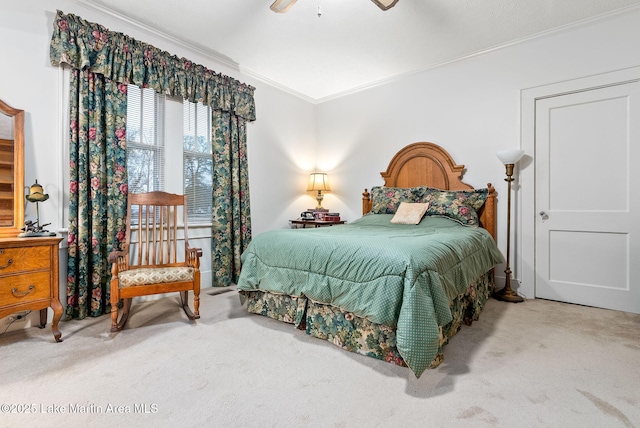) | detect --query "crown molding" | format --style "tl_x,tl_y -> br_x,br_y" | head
71,0 -> 241,71
69,1 -> 640,106
70,0 -> 318,103
315,3 -> 640,104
